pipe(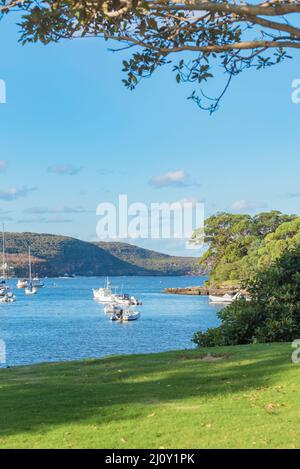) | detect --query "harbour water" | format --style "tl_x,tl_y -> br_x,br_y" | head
0,276 -> 222,367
